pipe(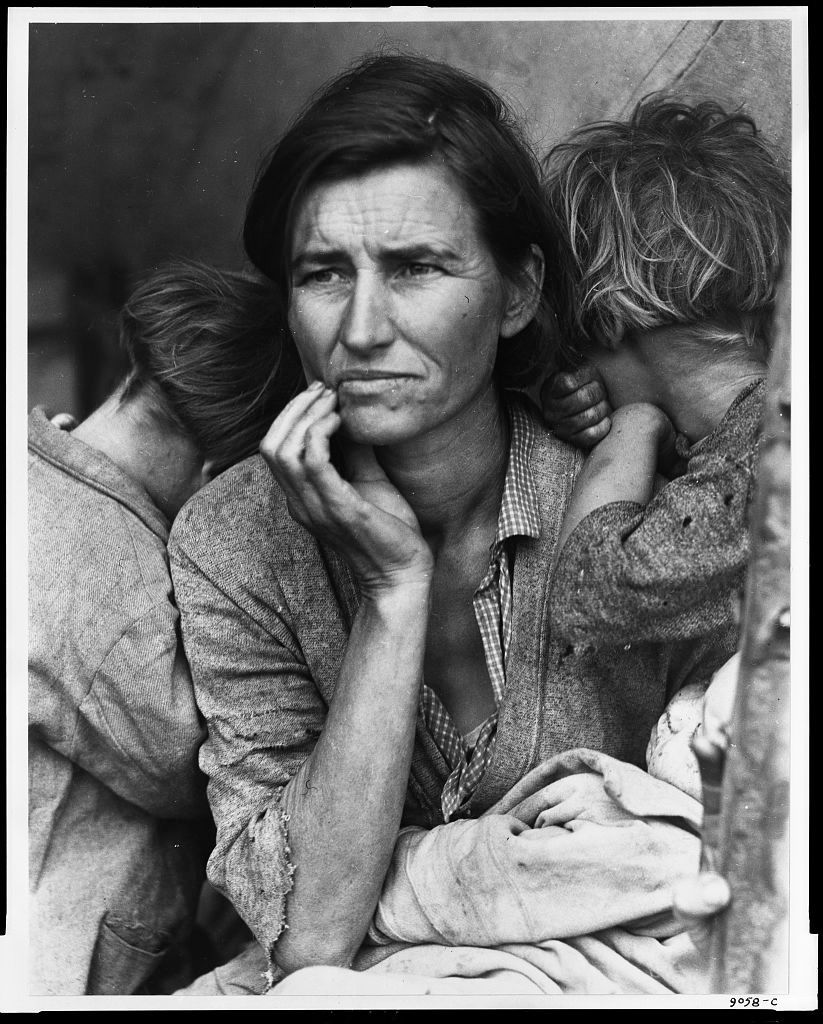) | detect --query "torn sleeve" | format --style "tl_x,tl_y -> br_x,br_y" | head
550,450 -> 756,649
169,538 -> 327,957
550,383 -> 765,649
